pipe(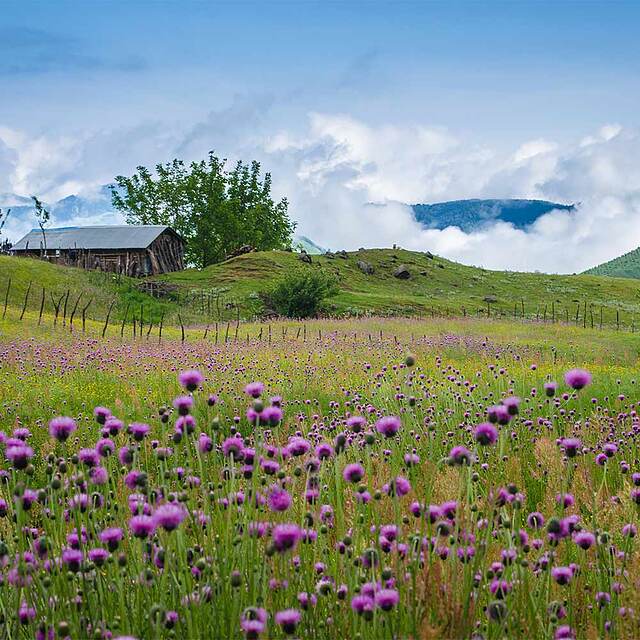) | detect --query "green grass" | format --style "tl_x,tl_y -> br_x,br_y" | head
158,248 -> 640,326
6,249 -> 640,330
0,255 -> 196,324
1,312 -> 639,638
